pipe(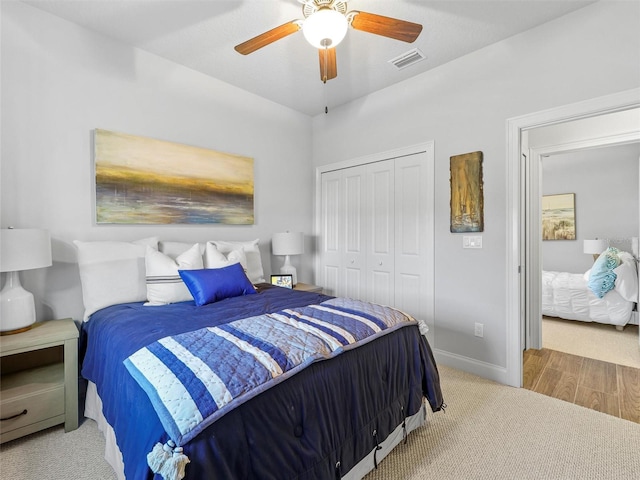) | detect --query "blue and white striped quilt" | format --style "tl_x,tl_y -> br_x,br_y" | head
124,298 -> 416,446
